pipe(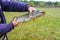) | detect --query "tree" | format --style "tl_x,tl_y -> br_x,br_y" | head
40,1 -> 46,7
29,1 -> 35,7
54,1 -> 58,7
57,2 -> 60,7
